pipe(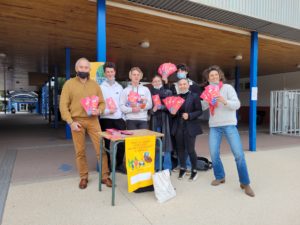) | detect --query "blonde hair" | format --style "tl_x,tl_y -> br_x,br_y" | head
129,67 -> 143,79
75,57 -> 90,72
